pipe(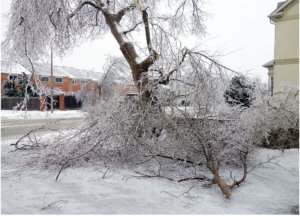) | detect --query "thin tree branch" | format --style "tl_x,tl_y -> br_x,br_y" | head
229,149 -> 248,189
69,1 -> 105,19
132,170 -> 175,181
10,123 -> 48,150
191,51 -> 239,75
147,153 -> 203,166
122,22 -> 143,35
49,12 -> 57,30
177,176 -> 212,183
115,4 -> 136,23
